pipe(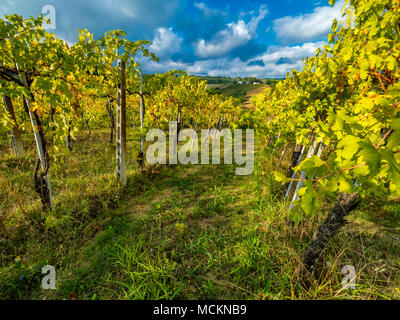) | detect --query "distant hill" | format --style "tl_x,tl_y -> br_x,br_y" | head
194,76 -> 280,103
